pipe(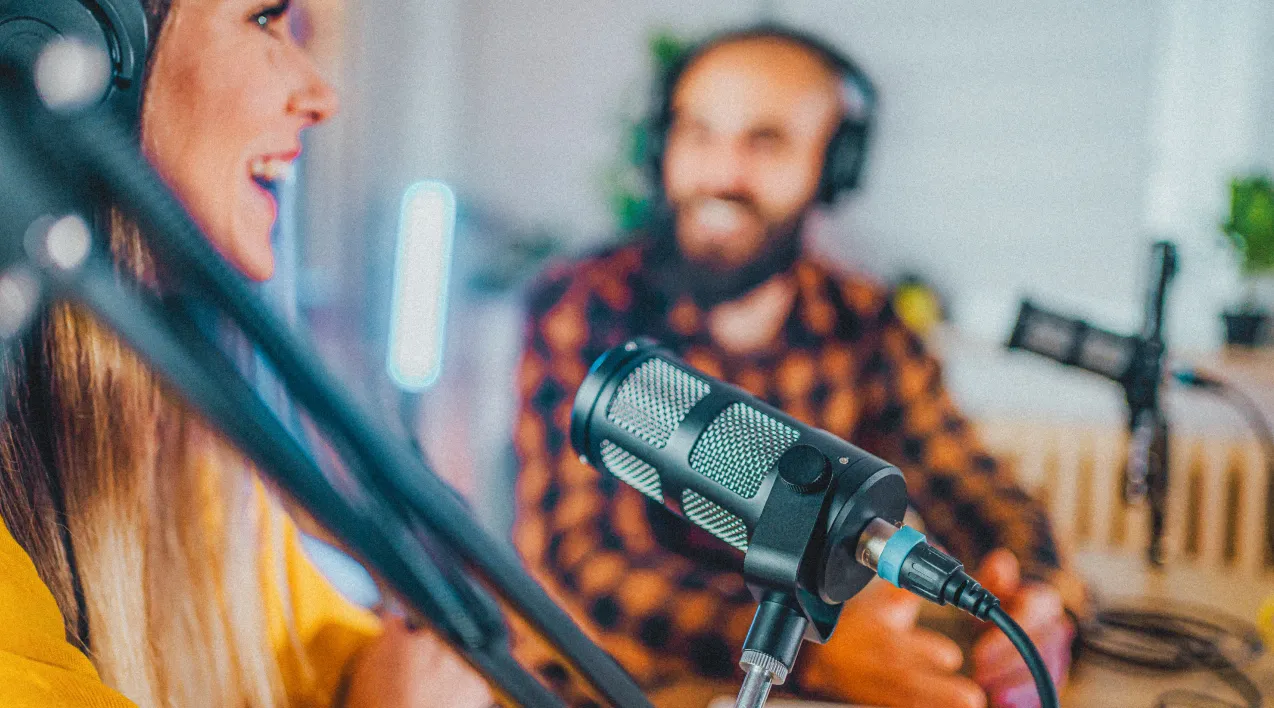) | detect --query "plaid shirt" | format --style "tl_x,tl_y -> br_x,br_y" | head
510,241 -> 1062,704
